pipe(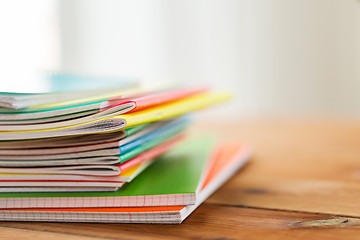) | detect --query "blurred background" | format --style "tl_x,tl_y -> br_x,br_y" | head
1,0 -> 360,118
